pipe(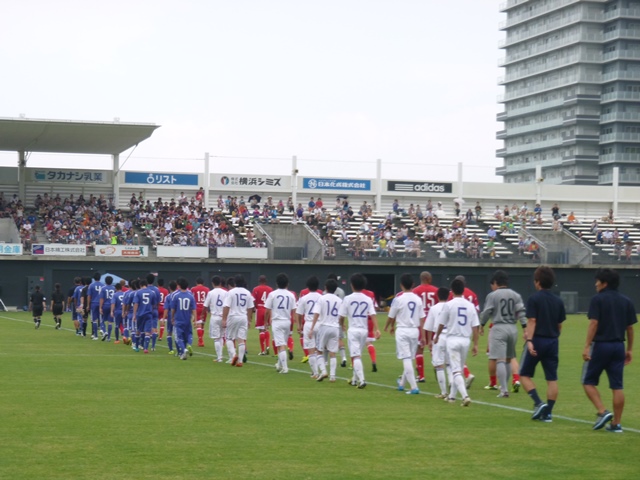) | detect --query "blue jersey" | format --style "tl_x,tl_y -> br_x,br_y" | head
100,285 -> 116,308
171,290 -> 196,325
124,290 -> 135,318
73,285 -> 83,309
134,287 -> 155,317
147,285 -> 160,316
88,281 -> 105,306
164,291 -> 177,323
113,291 -> 125,315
